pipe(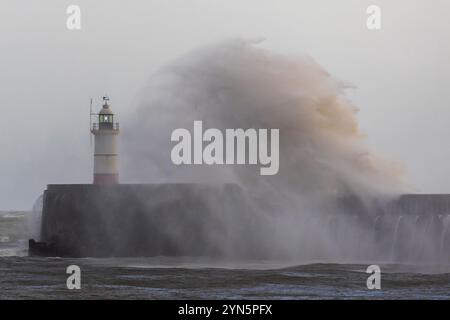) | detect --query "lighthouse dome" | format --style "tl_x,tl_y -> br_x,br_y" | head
99,104 -> 113,115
